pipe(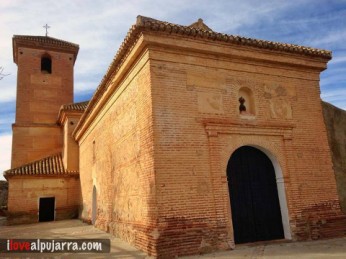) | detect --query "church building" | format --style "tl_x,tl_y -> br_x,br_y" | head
4,16 -> 346,257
